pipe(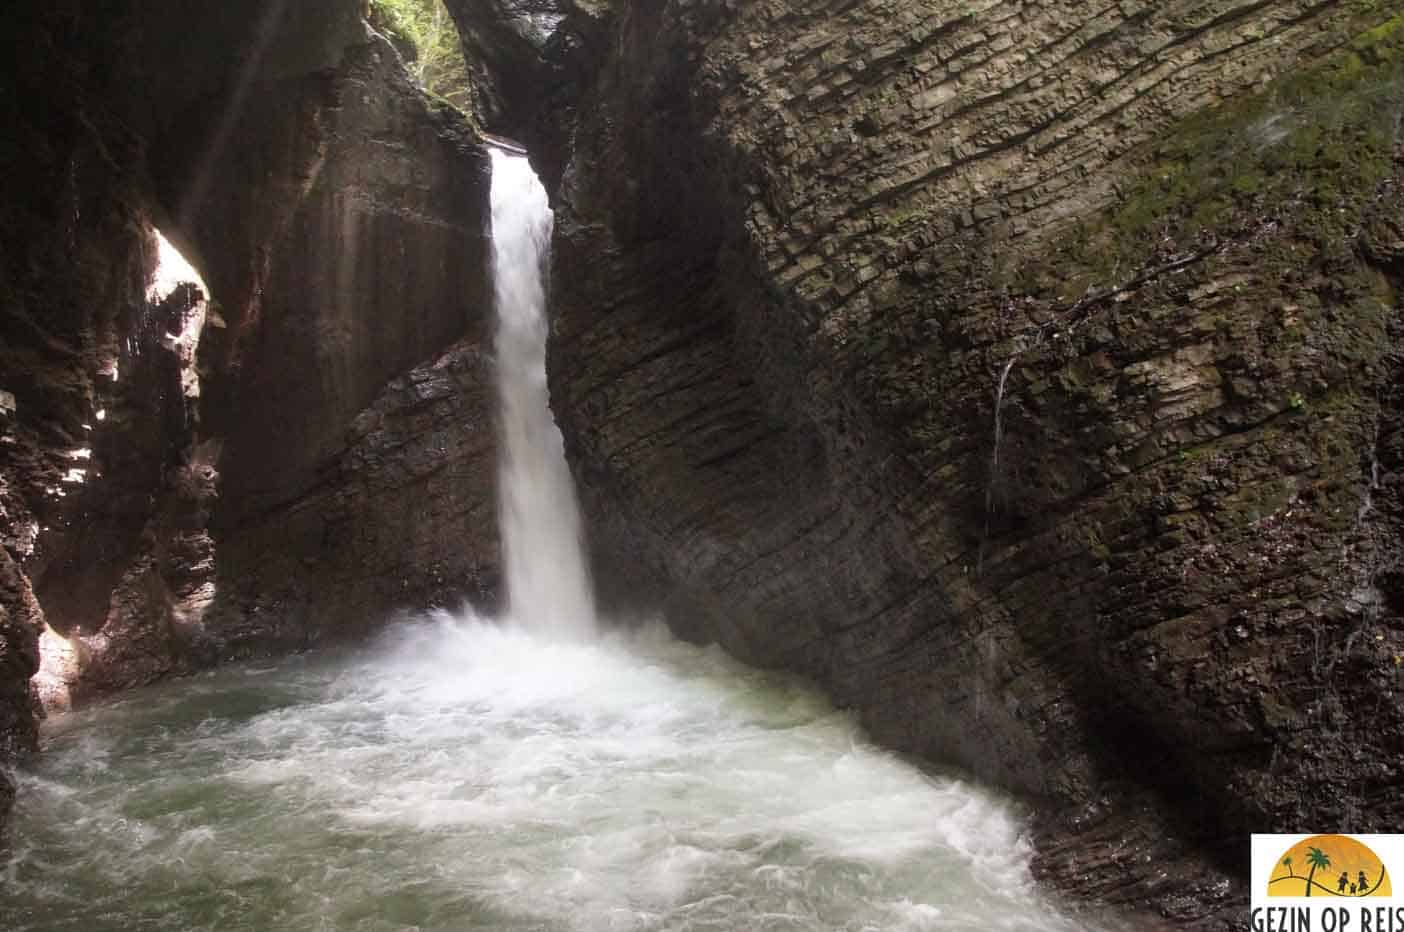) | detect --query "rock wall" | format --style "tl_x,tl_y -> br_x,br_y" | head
0,551 -> 44,815
0,0 -> 499,818
440,0 -> 612,191
204,339 -> 498,657
2,2 -> 1397,924
159,34 -> 497,657
0,0 -> 169,815
542,2 -> 1404,925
